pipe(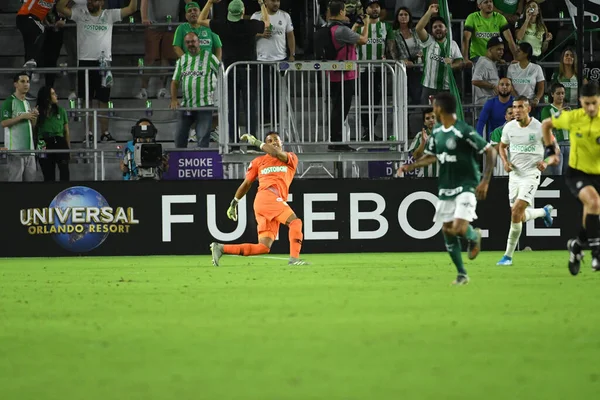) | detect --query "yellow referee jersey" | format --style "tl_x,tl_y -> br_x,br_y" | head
552,108 -> 600,174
